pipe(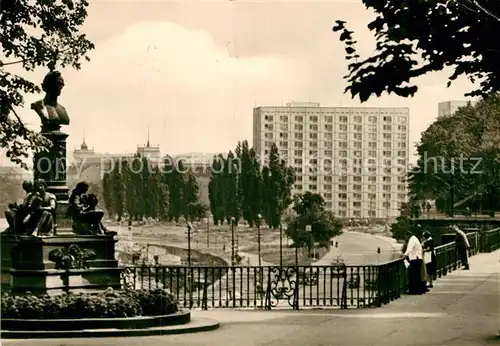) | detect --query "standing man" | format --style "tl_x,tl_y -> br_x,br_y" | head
452,225 -> 470,270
